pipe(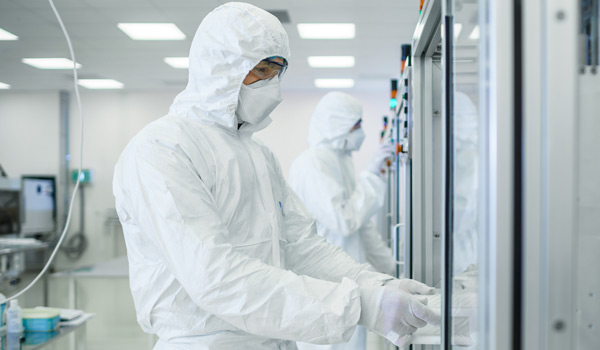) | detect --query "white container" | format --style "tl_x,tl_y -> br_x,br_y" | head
0,293 -> 6,327
7,299 -> 23,333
